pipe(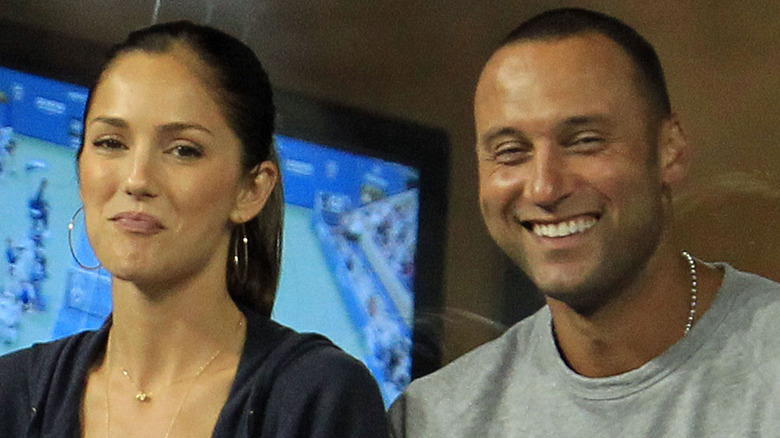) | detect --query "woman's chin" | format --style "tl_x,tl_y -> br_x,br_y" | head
104,261 -> 160,285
